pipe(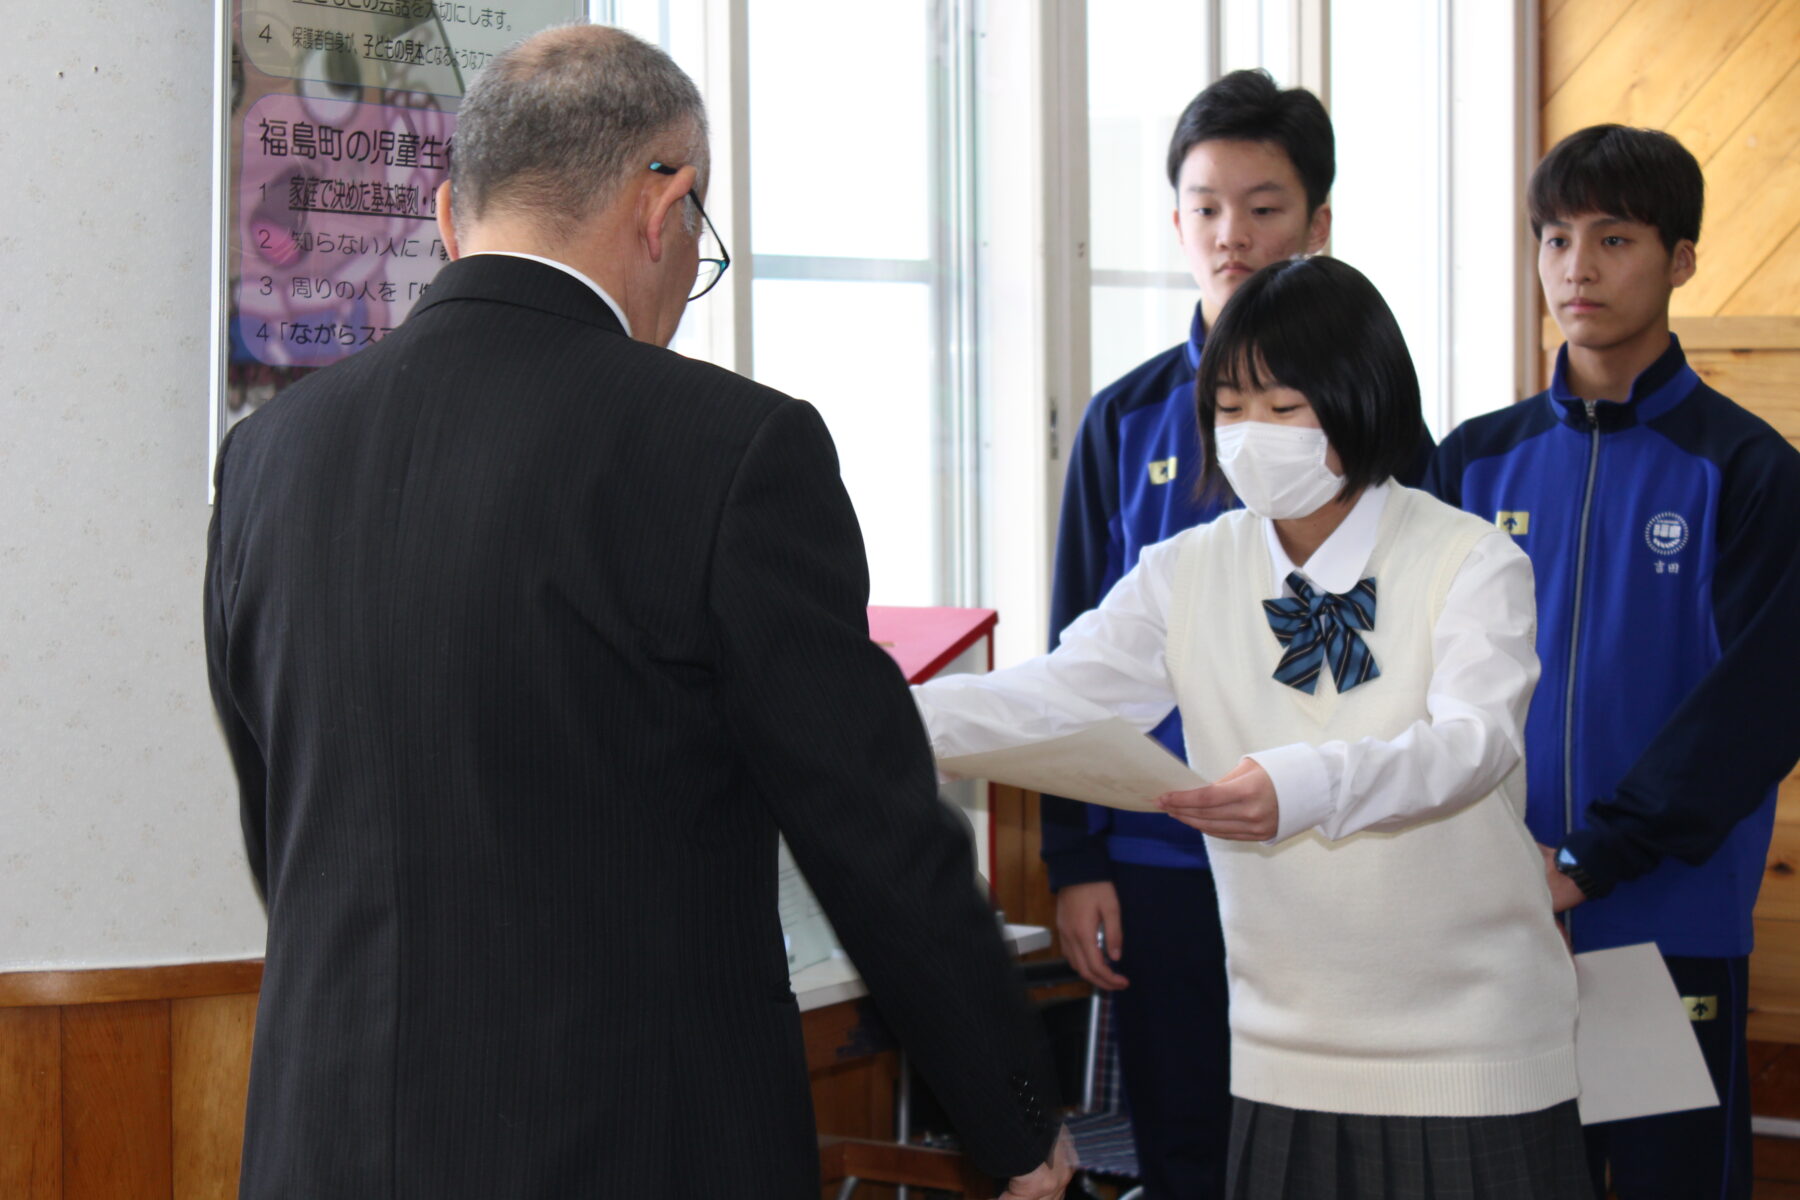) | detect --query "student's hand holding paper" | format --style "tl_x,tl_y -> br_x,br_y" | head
1158,758 -> 1279,841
